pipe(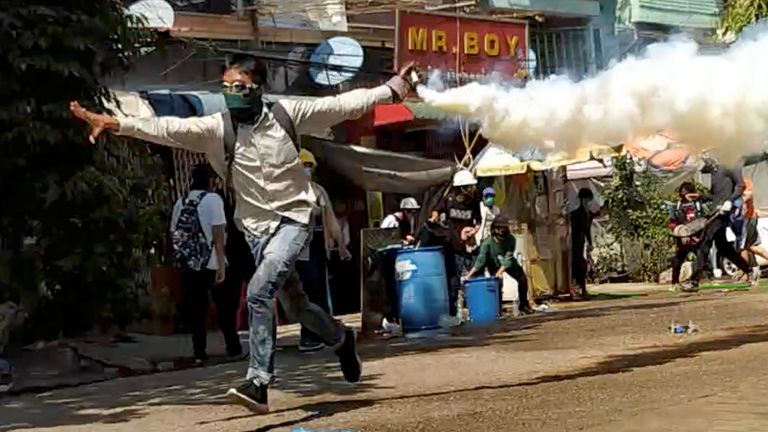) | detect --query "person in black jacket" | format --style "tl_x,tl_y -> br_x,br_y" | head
688,157 -> 756,290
